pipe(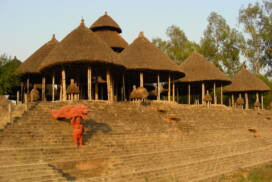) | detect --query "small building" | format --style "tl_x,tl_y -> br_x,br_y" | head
176,52 -> 231,104
224,67 -> 270,109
